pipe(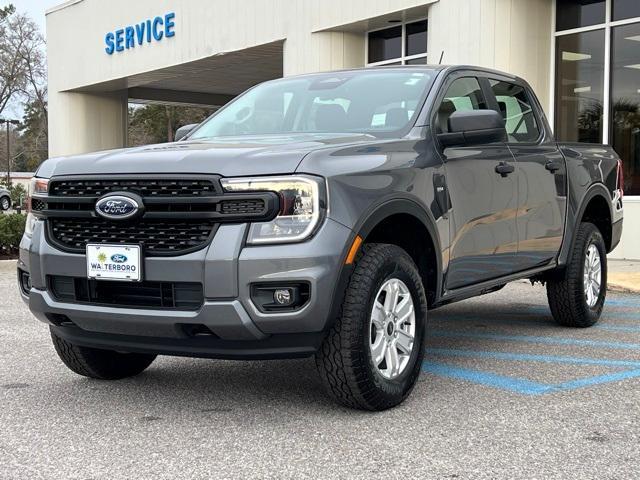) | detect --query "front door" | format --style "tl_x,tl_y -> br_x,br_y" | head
435,75 -> 520,290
